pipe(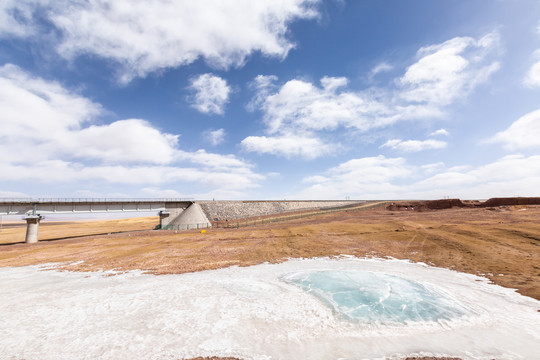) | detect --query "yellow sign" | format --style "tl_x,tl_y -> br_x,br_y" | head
201,229 -> 206,234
